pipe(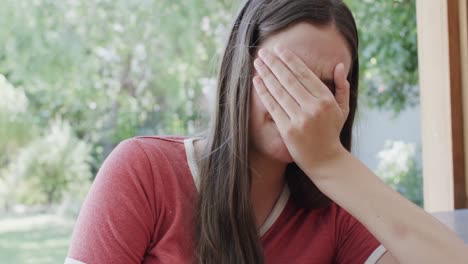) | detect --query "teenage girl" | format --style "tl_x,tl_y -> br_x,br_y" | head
66,0 -> 468,263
